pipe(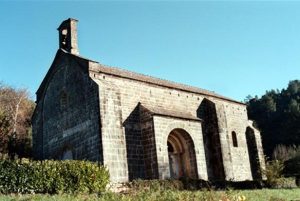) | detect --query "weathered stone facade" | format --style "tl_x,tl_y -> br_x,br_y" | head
32,18 -> 265,182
